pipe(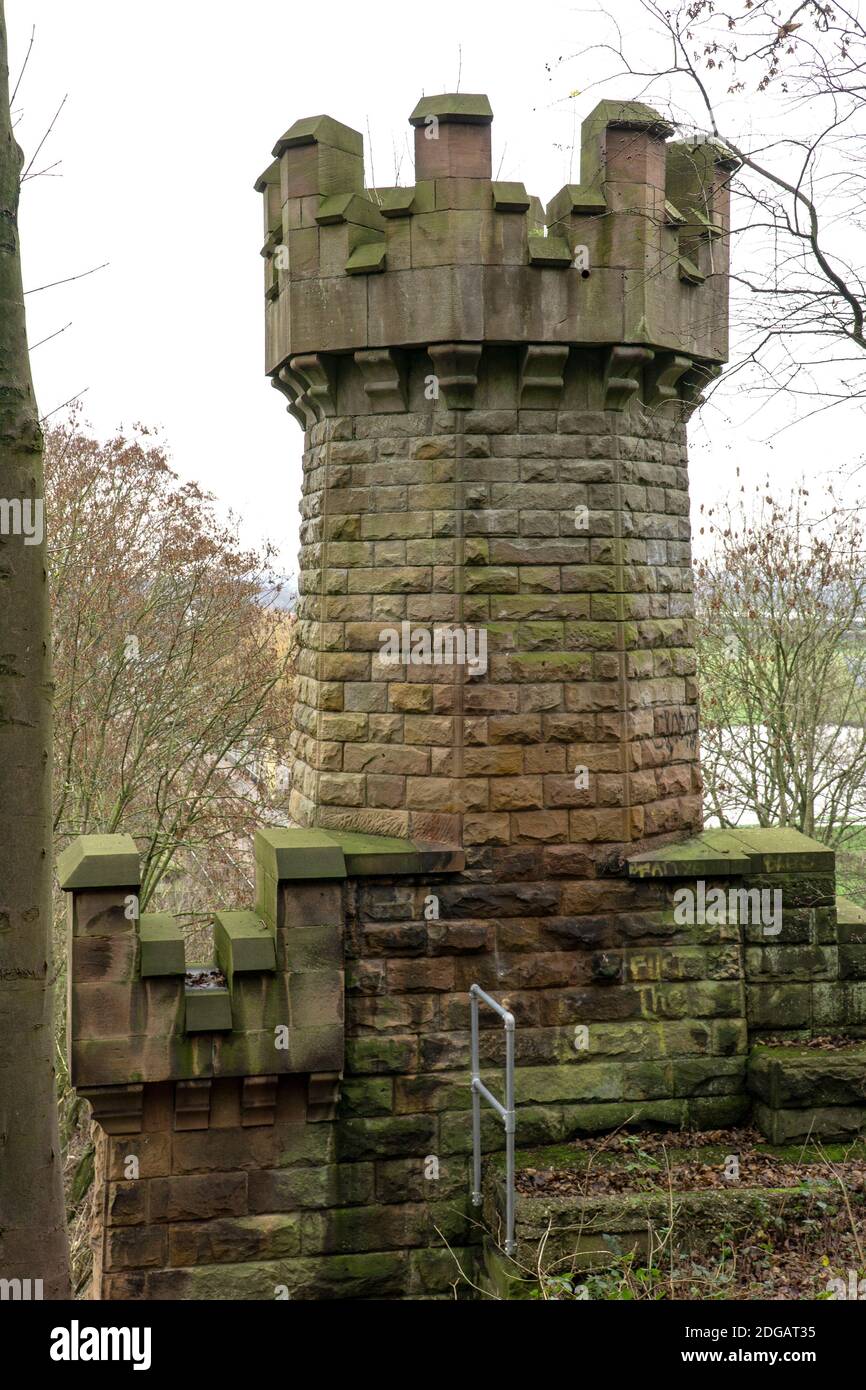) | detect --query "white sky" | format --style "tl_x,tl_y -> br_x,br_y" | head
8,0 -> 862,574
